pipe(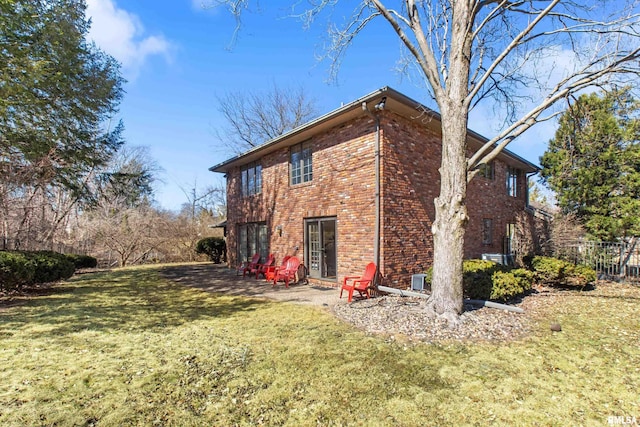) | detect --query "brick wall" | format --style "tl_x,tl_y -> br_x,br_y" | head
226,116 -> 379,286
379,111 -> 531,288
466,160 -> 529,257
379,112 -> 439,287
